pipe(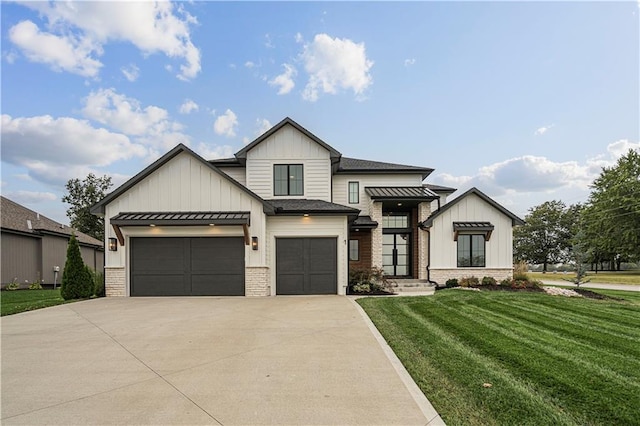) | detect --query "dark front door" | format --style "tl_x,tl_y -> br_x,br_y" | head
276,238 -> 337,295
382,233 -> 411,277
130,237 -> 245,296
